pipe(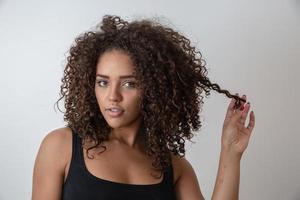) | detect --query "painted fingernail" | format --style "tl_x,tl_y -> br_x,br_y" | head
240,105 -> 244,110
